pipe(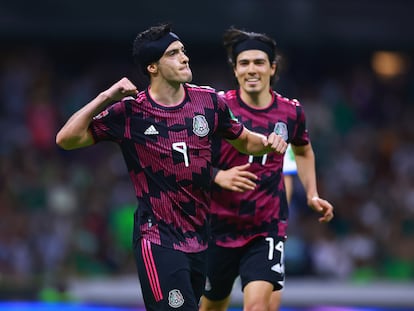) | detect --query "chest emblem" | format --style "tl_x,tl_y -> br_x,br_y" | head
193,115 -> 209,137
273,122 -> 288,141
